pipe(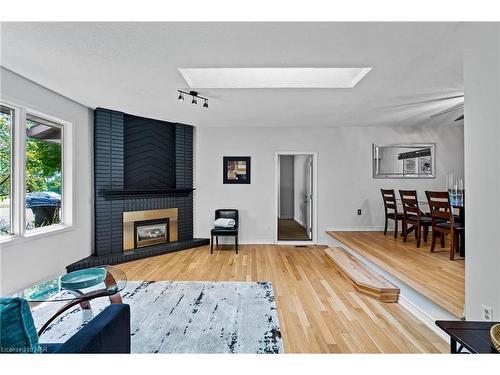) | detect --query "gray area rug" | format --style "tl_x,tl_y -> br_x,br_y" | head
32,280 -> 283,354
